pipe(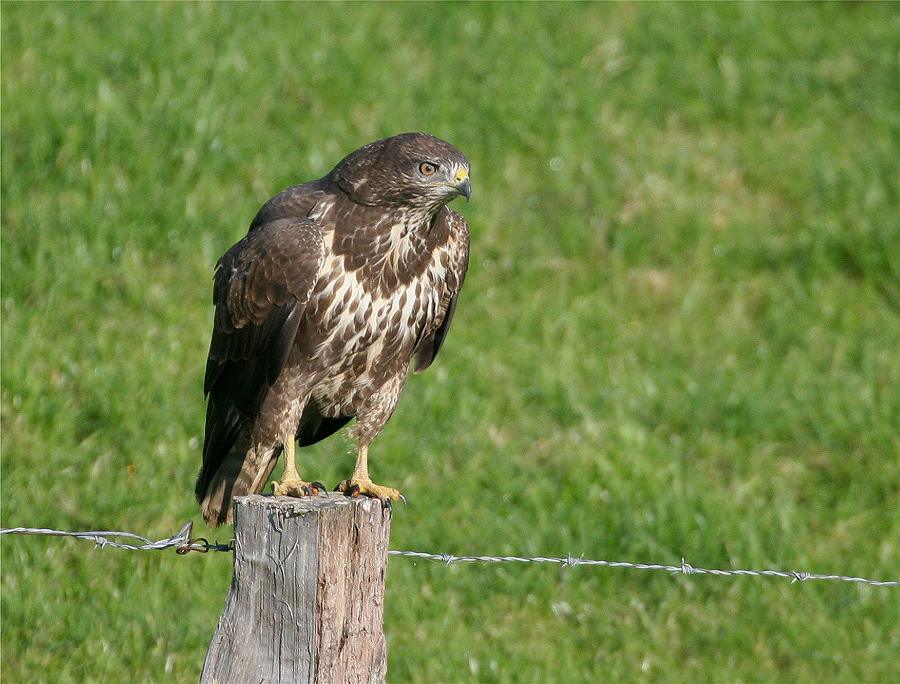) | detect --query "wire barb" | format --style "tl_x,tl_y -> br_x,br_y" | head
386,550 -> 899,587
1,525 -> 896,586
0,523 -> 234,554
